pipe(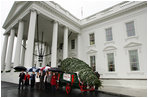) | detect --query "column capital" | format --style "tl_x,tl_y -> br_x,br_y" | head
53,20 -> 59,24
64,25 -> 69,29
10,28 -> 15,32
30,8 -> 36,12
18,19 -> 24,23
30,8 -> 40,15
